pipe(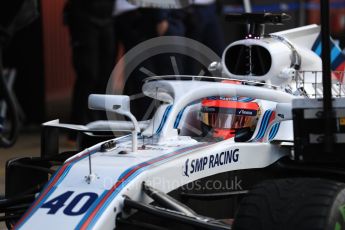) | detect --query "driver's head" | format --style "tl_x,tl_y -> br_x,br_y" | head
200,97 -> 260,141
